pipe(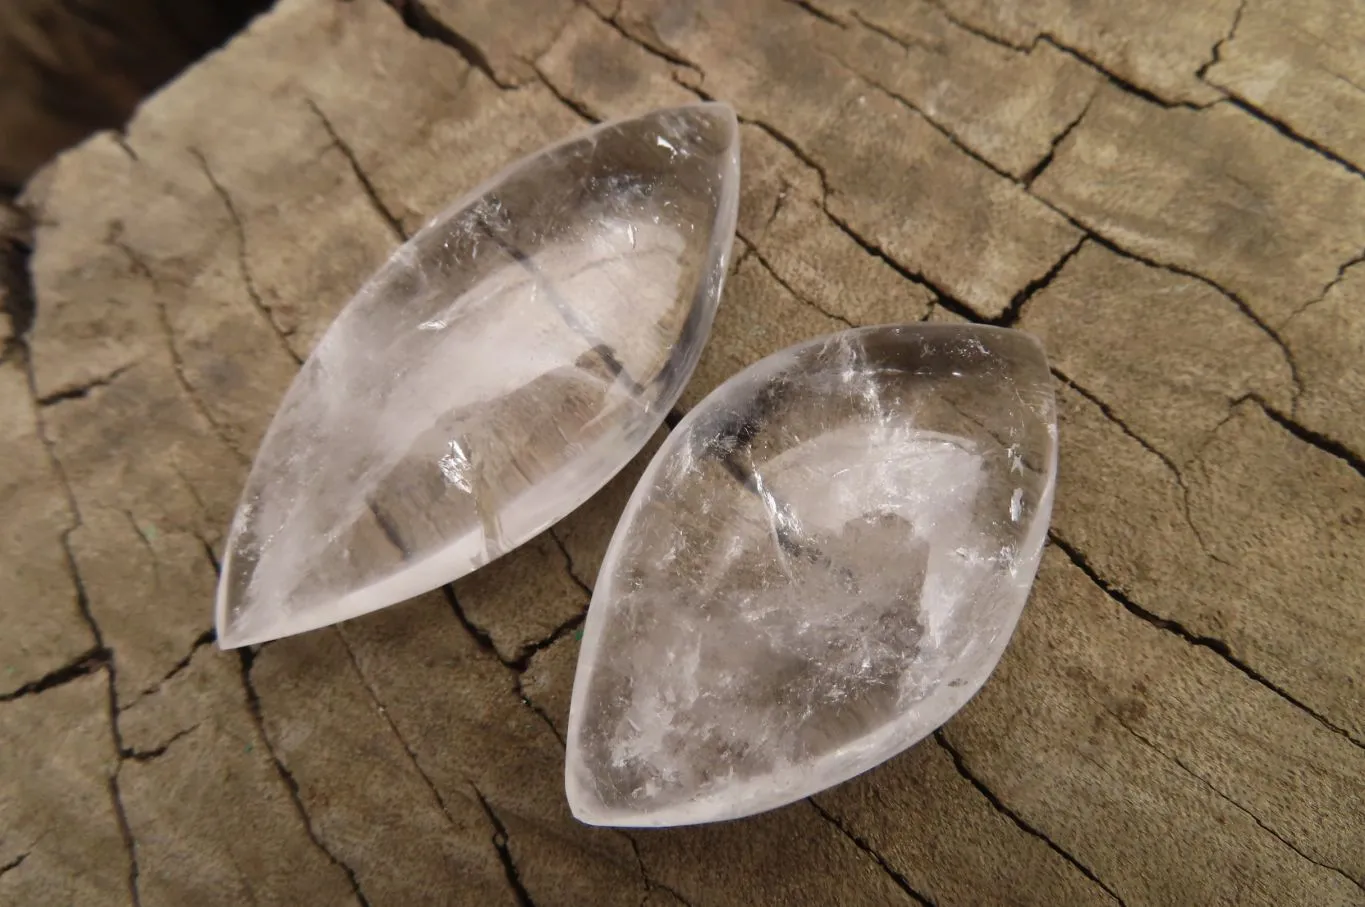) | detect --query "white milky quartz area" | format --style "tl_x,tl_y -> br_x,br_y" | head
215,104 -> 740,648
566,325 -> 1057,827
